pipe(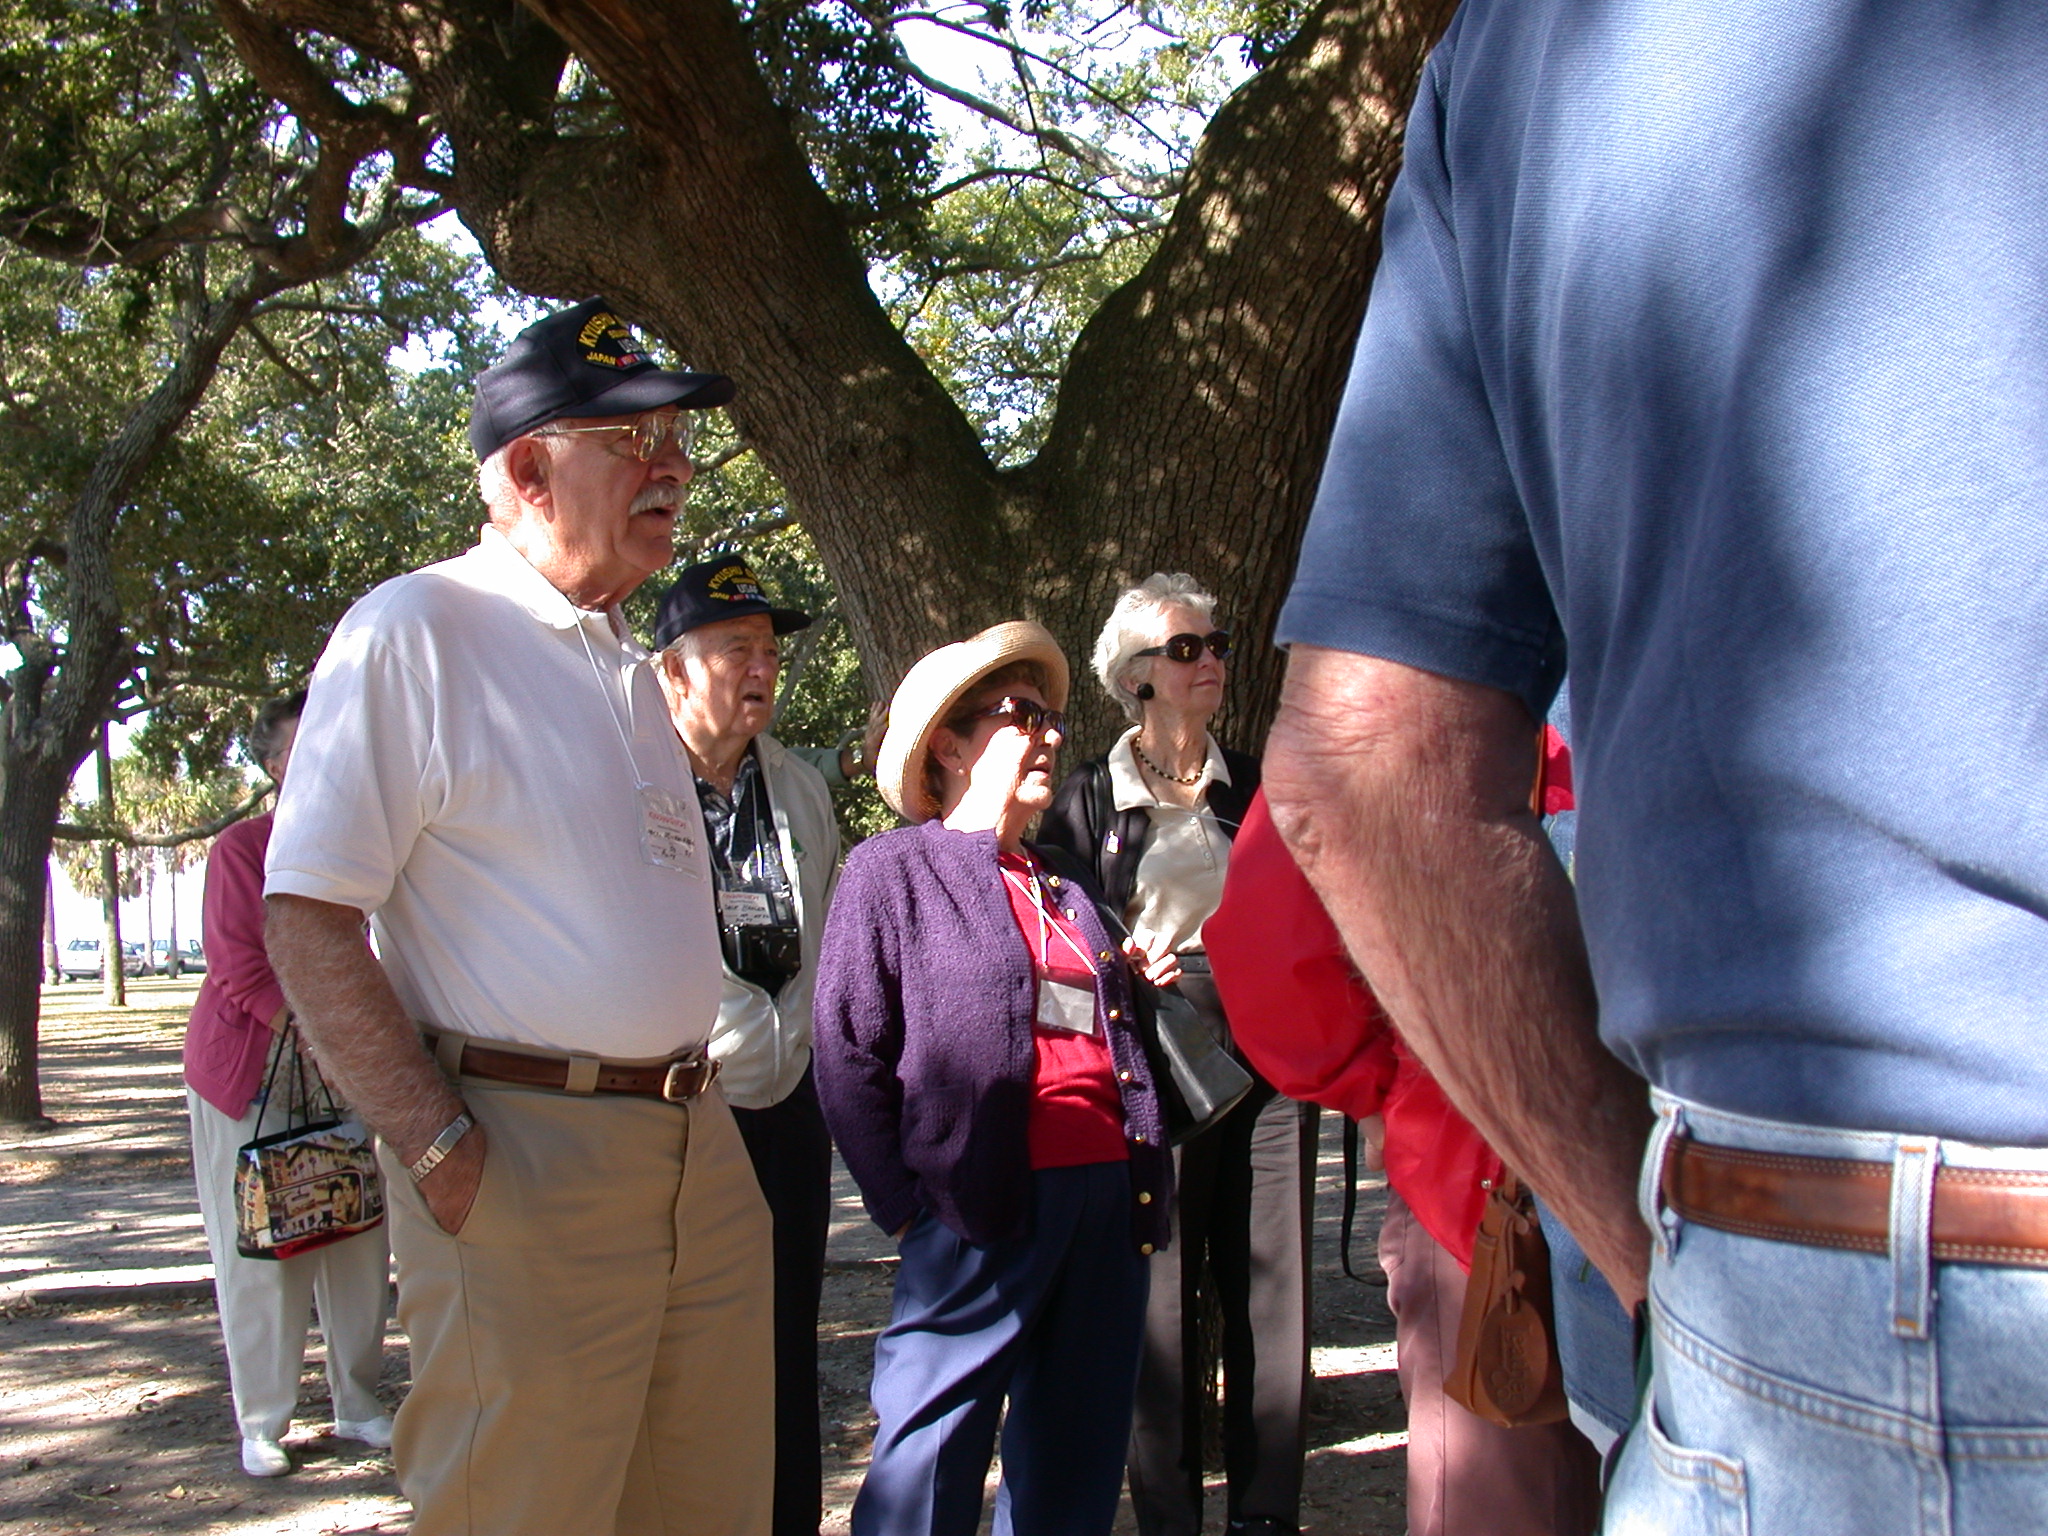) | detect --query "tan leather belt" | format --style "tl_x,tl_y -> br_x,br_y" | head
1664,1134 -> 2048,1268
423,1032 -> 719,1103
